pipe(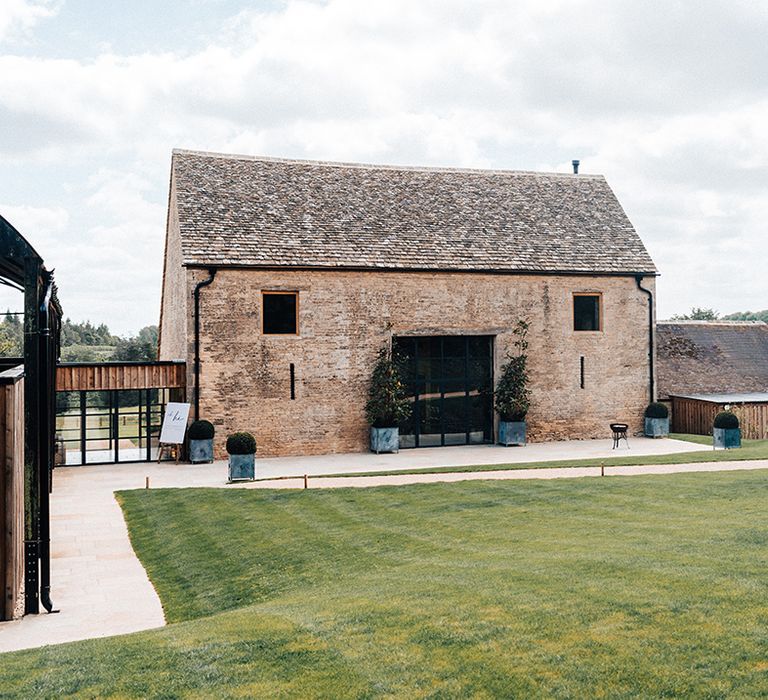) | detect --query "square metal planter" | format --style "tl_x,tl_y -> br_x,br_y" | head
644,417 -> 669,438
228,453 -> 255,481
498,420 -> 526,446
370,427 -> 399,454
713,428 -> 741,450
189,438 -> 214,463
